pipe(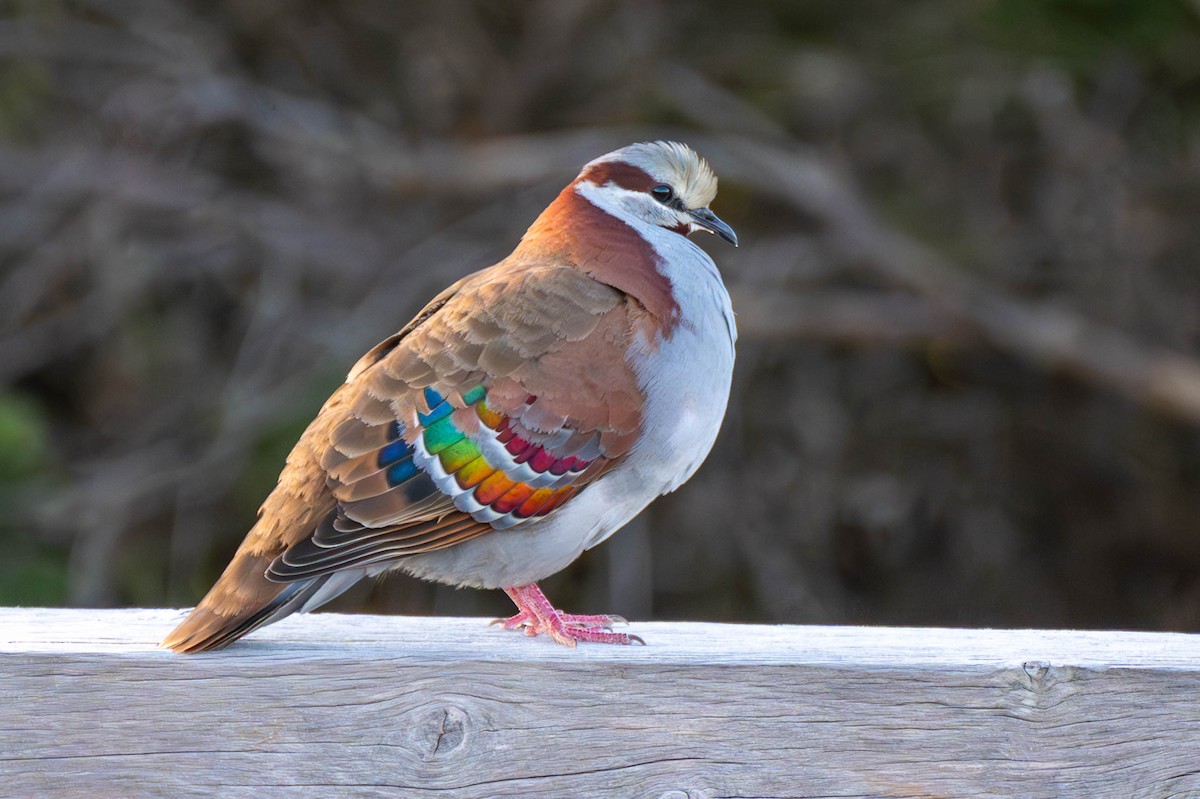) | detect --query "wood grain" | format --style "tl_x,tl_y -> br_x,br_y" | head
2,608 -> 1199,799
